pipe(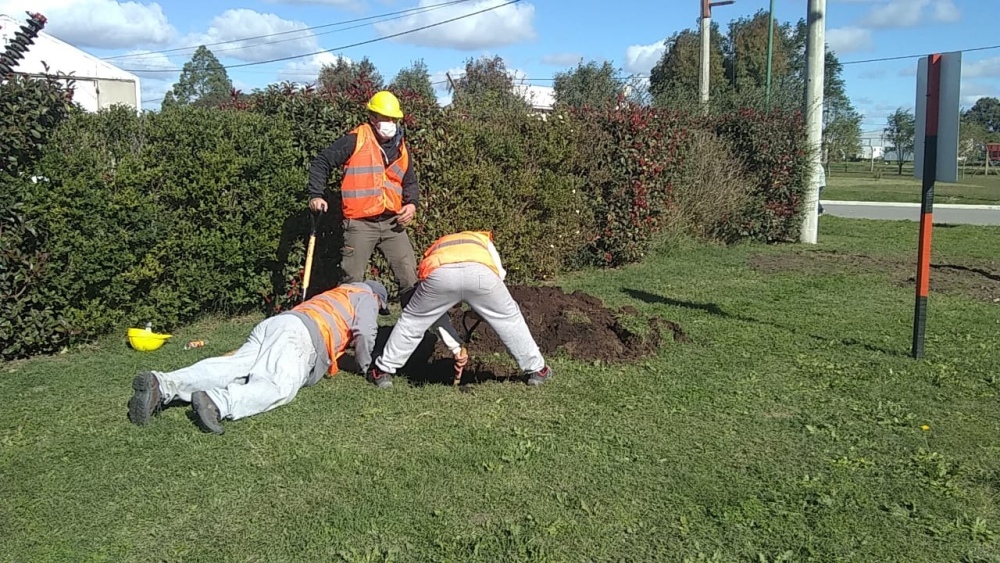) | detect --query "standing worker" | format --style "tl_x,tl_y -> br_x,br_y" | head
127,281 -> 390,434
307,90 -> 420,306
367,230 -> 554,389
